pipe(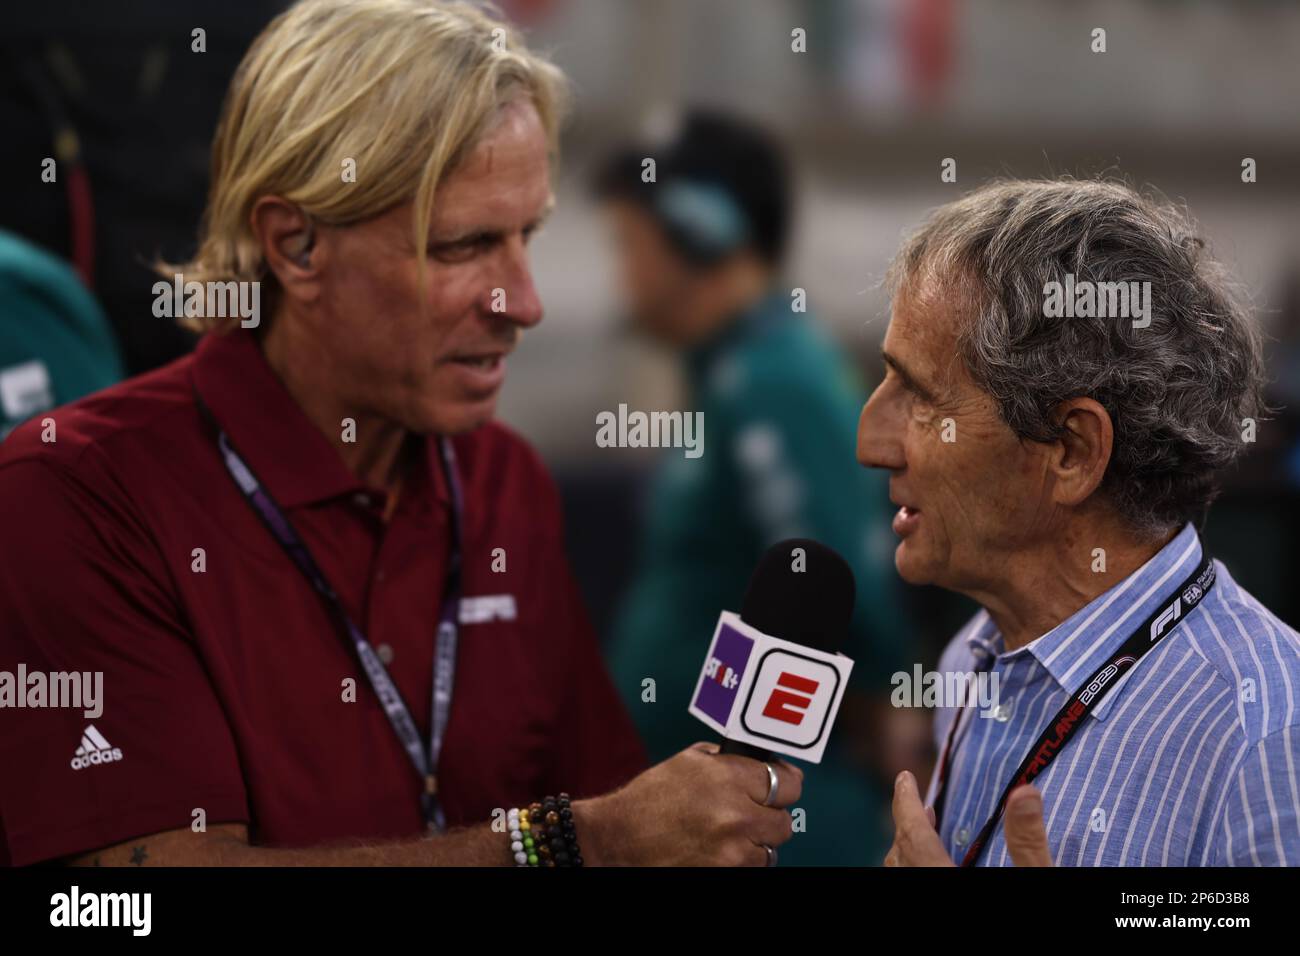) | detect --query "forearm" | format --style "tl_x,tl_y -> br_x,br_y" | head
64,745 -> 800,867
67,822 -> 510,867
